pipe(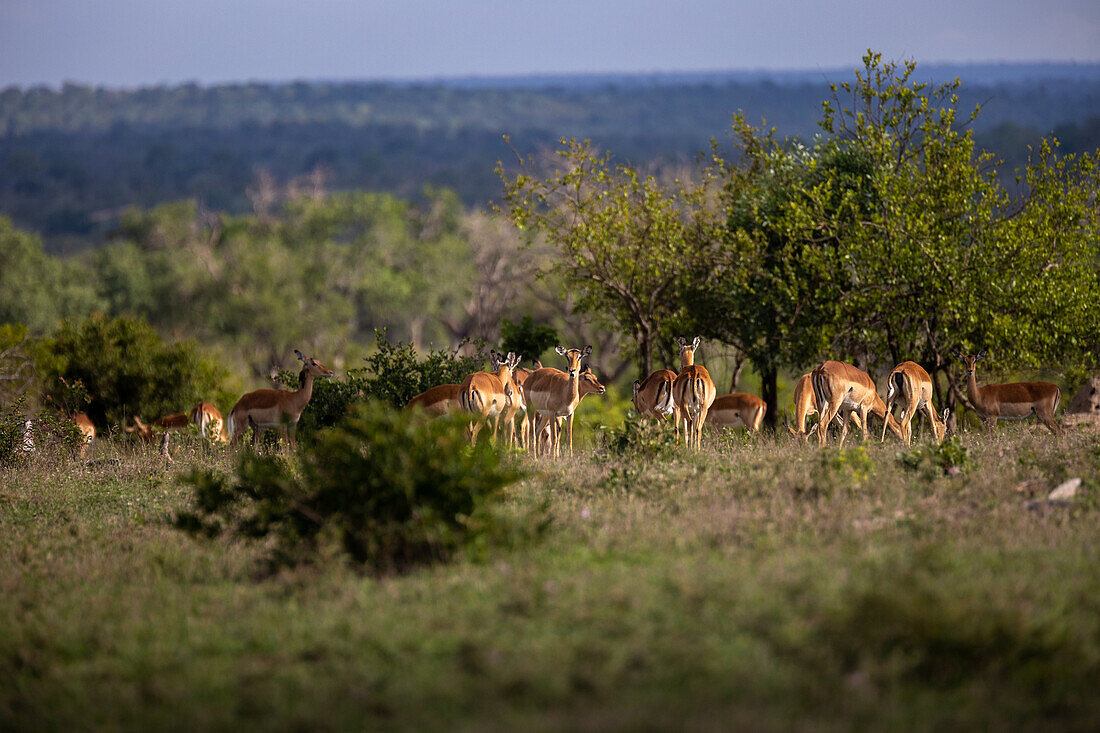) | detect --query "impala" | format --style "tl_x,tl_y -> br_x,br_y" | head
523,345 -> 601,457
190,401 -> 227,442
952,350 -> 1060,434
459,350 -> 522,444
632,369 -> 678,423
787,372 -> 863,440
529,365 -> 607,456
706,392 -> 766,432
672,337 -> 716,450
880,361 -> 950,445
505,362 -> 540,450
74,413 -> 95,458
811,360 -> 902,446
405,384 -> 462,417
227,350 -> 336,448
